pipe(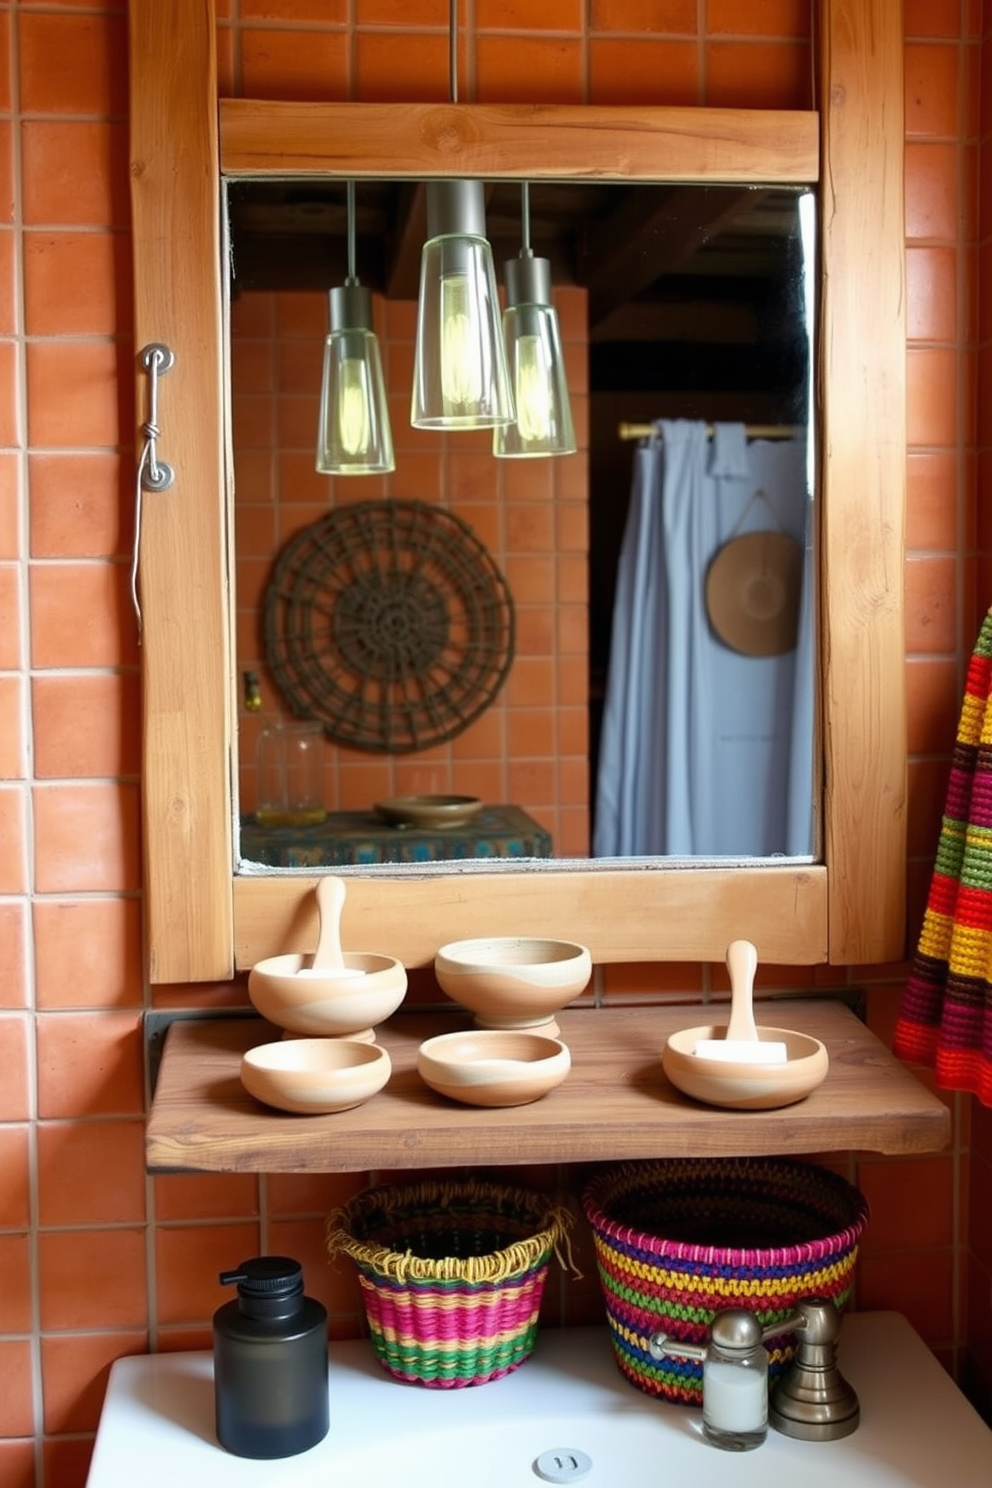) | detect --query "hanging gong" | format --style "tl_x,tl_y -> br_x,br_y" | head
705,530 -> 802,657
